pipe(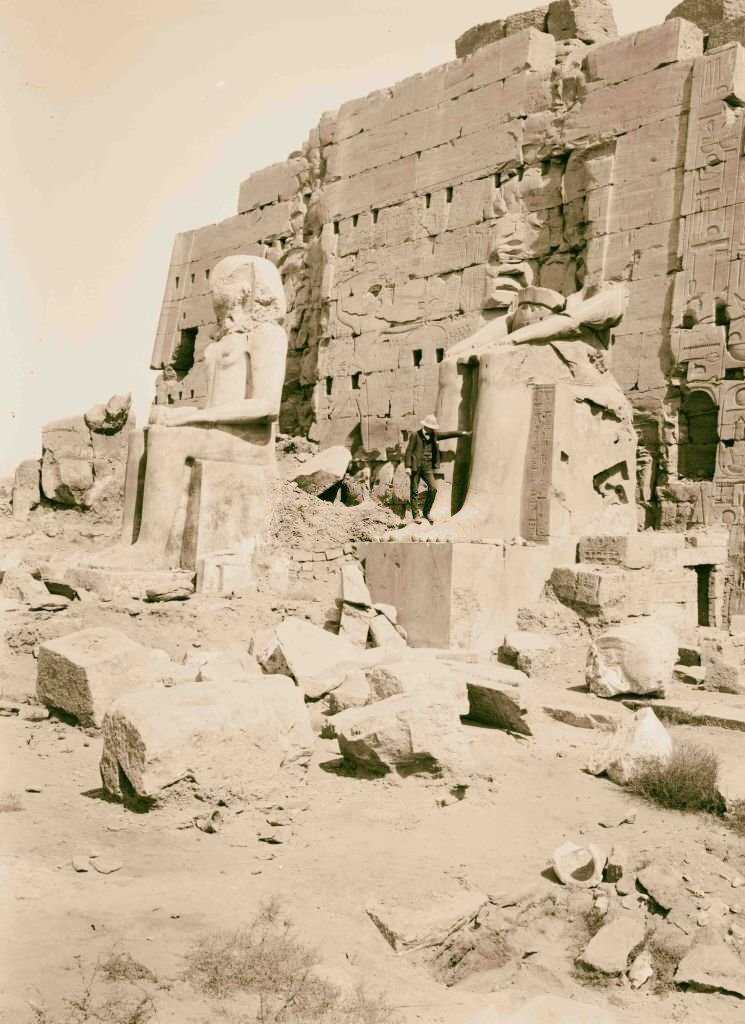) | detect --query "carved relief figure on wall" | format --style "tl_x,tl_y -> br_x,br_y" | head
96,255 -> 288,570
